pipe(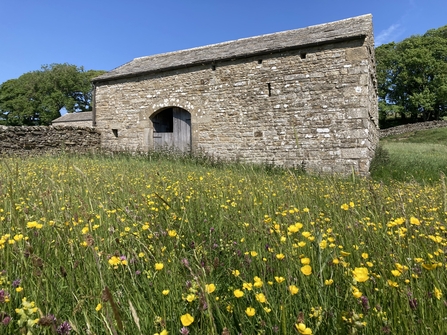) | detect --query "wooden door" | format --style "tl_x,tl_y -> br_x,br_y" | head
152,107 -> 191,152
173,107 -> 191,152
